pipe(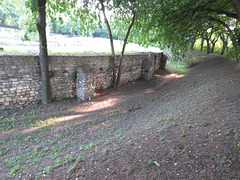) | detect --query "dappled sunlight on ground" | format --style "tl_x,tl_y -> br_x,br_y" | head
53,114 -> 84,123
144,89 -> 155,94
160,73 -> 185,79
20,114 -> 85,134
76,97 -> 121,113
